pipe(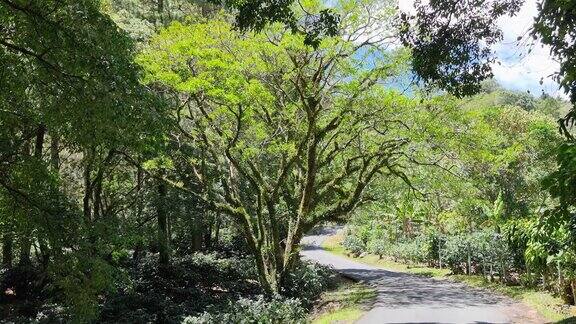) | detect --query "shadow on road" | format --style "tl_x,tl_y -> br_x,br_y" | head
338,268 -> 507,309
302,227 -> 521,323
